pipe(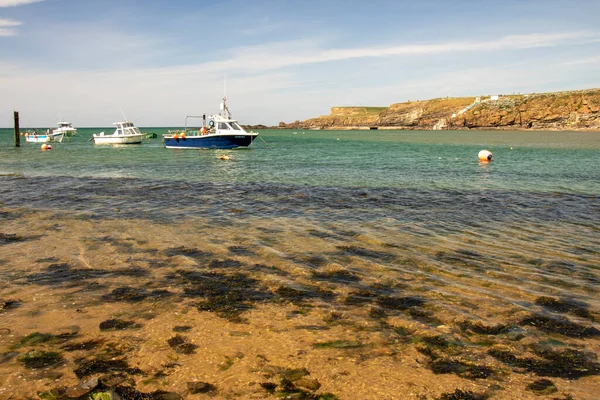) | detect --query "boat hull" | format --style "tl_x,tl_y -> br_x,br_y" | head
164,134 -> 257,149
93,134 -> 144,144
25,133 -> 64,143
